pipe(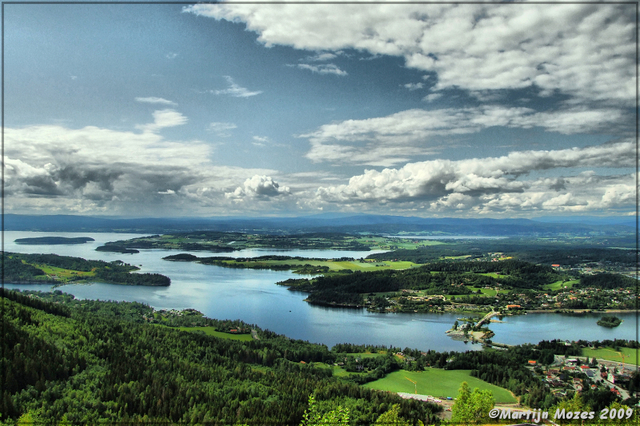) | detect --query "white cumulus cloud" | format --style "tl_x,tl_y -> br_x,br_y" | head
185,3 -> 634,106
226,175 -> 291,199
315,142 -> 635,212
137,109 -> 188,133
302,106 -> 625,166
